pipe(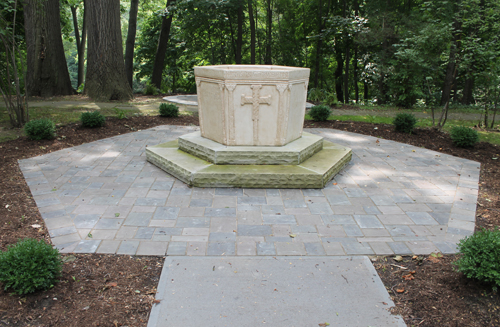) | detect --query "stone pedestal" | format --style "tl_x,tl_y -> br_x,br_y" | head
195,65 -> 309,146
146,64 -> 352,189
